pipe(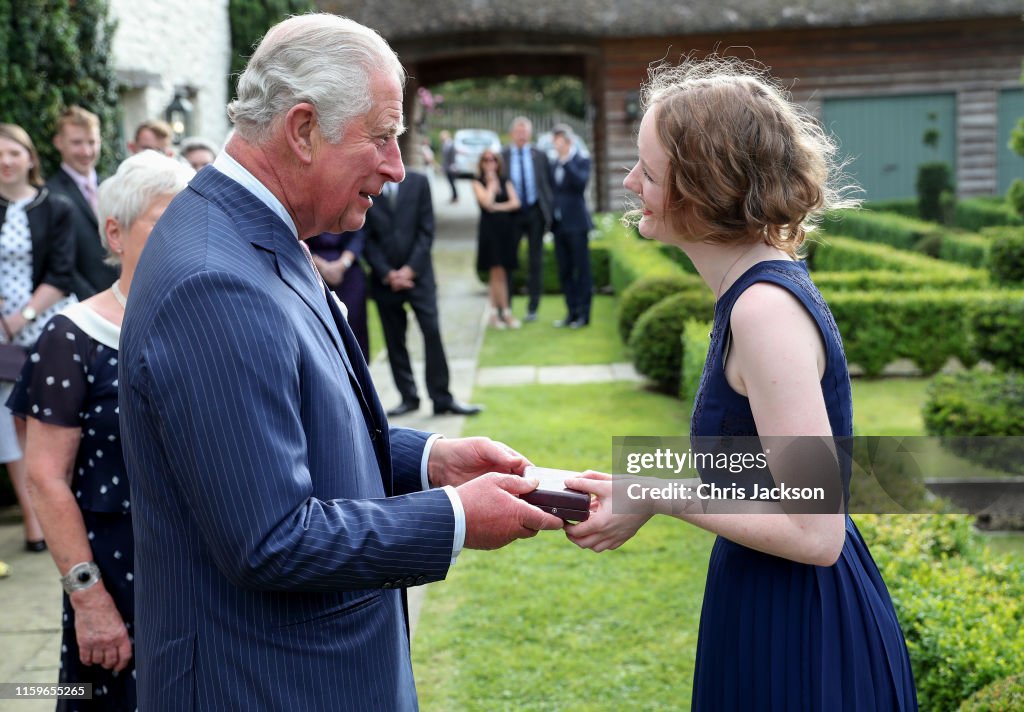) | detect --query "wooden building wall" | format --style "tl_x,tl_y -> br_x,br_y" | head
597,17 -> 1024,209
